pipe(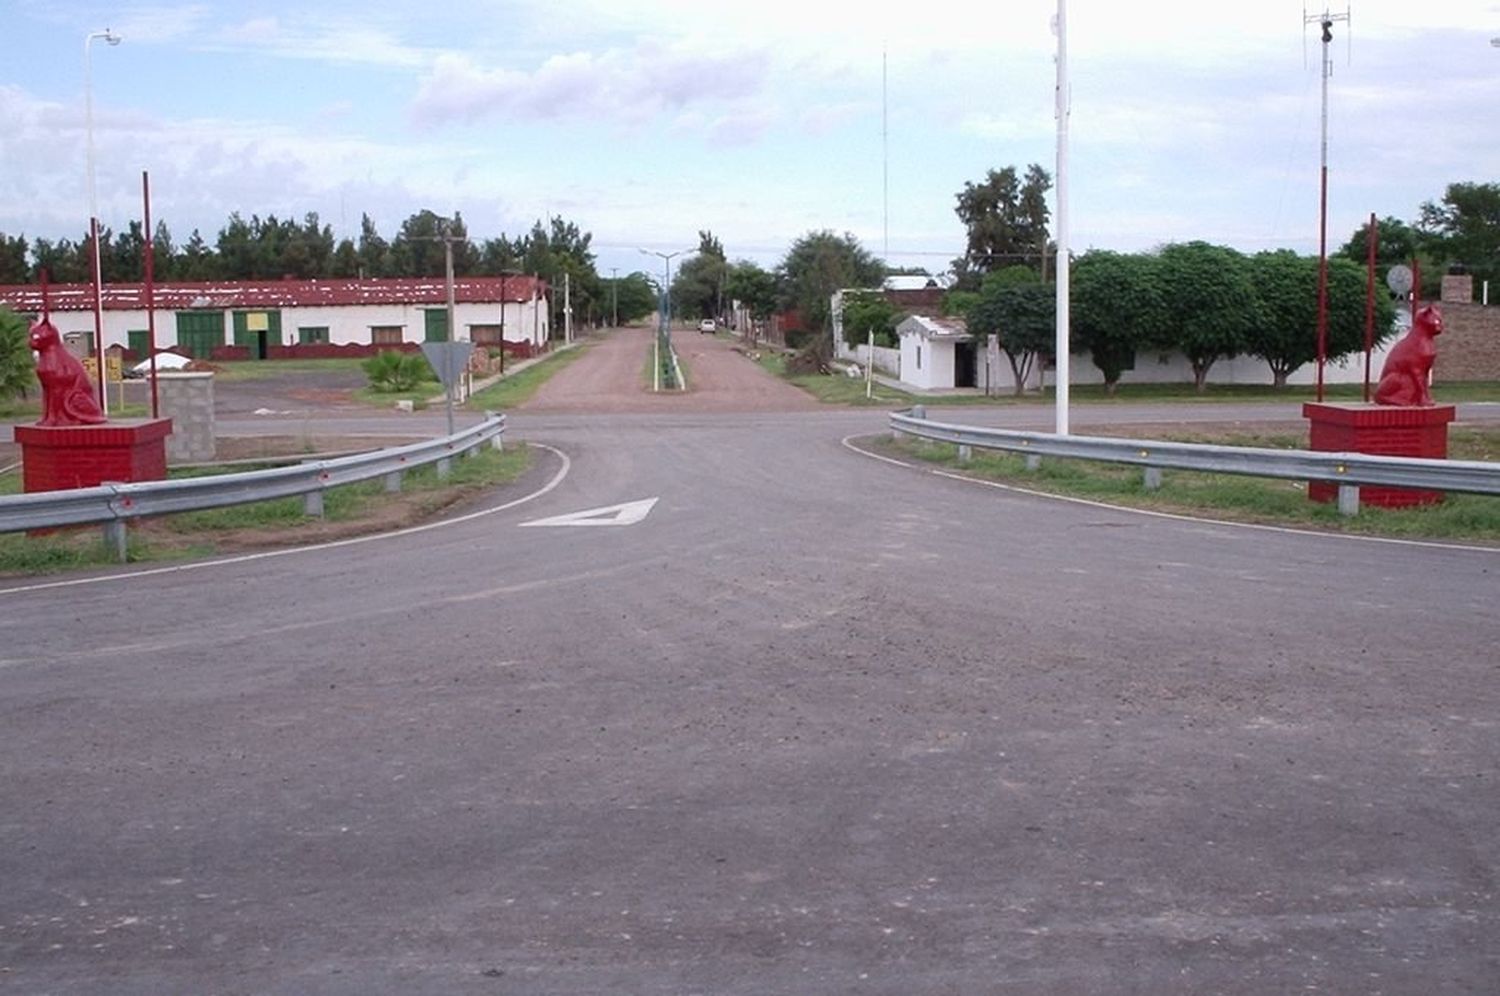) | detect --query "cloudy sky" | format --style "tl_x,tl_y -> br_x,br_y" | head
3,0 -> 1497,280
